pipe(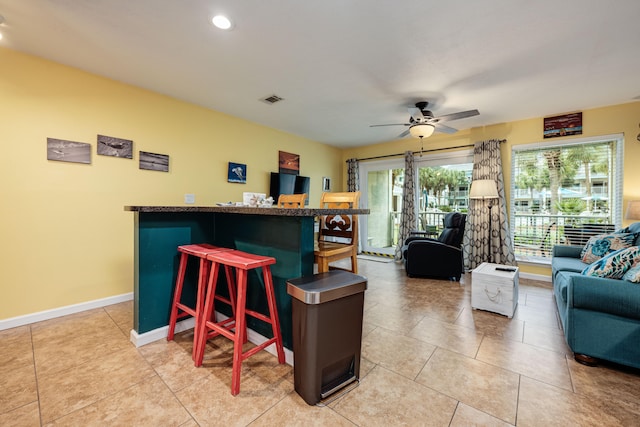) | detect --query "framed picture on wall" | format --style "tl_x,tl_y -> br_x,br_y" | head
47,138 -> 91,164
139,151 -> 169,172
97,134 -> 133,158
543,112 -> 582,139
278,151 -> 299,175
322,177 -> 331,192
228,162 -> 247,183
